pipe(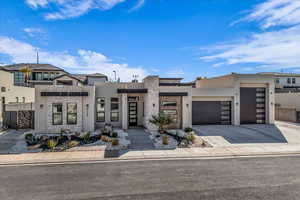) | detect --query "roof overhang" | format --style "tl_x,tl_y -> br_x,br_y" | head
117,89 -> 148,93
41,92 -> 88,96
159,92 -> 188,96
